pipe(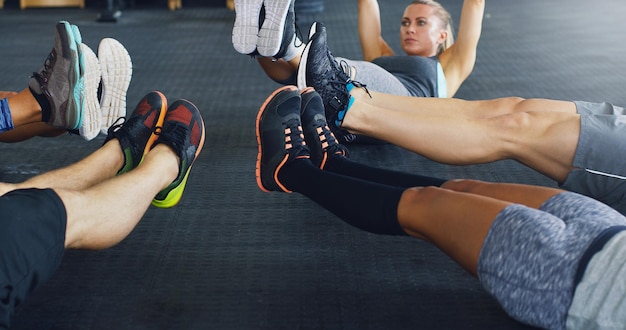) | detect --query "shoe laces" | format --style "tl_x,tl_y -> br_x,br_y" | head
106,116 -> 127,136
284,118 -> 306,152
31,50 -> 56,85
157,121 -> 190,161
